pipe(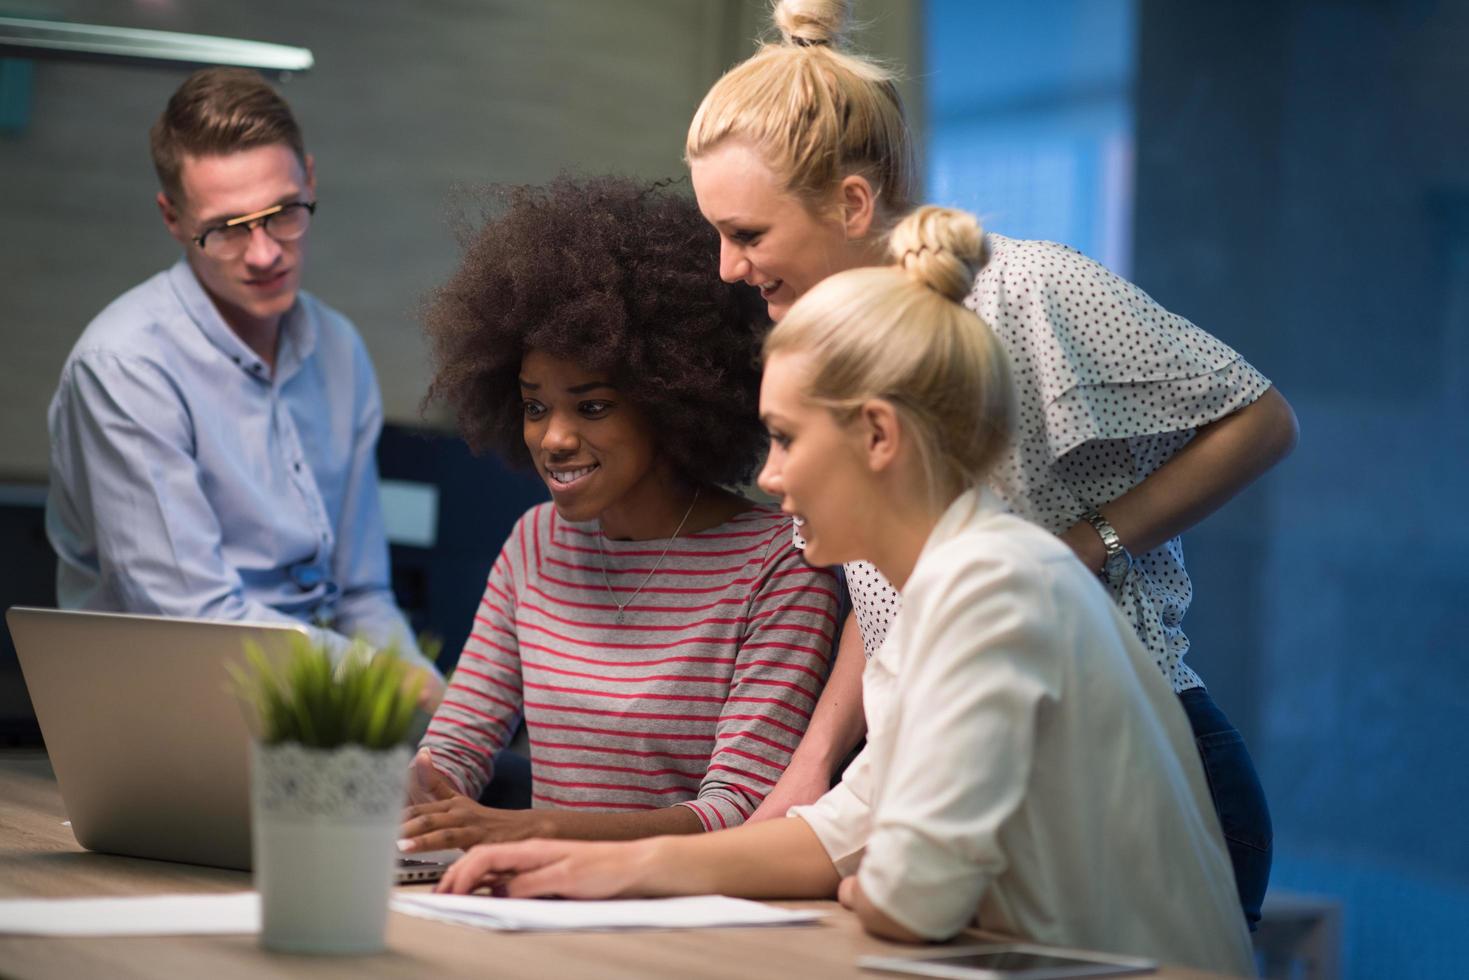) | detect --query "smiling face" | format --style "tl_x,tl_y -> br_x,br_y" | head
158,142 -> 314,337
690,140 -> 863,323
757,350 -> 877,567
520,349 -> 677,537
